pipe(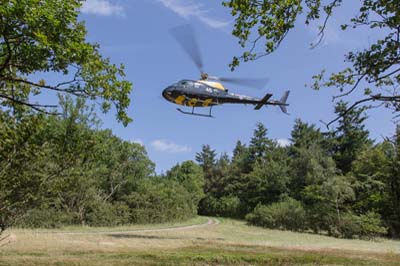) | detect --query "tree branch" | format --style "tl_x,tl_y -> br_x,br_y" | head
0,93 -> 60,114
322,94 -> 400,129
311,0 -> 341,49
